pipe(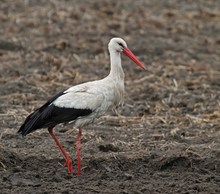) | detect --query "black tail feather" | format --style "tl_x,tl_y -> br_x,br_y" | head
18,109 -> 45,136
18,89 -> 67,136
18,104 -> 93,136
